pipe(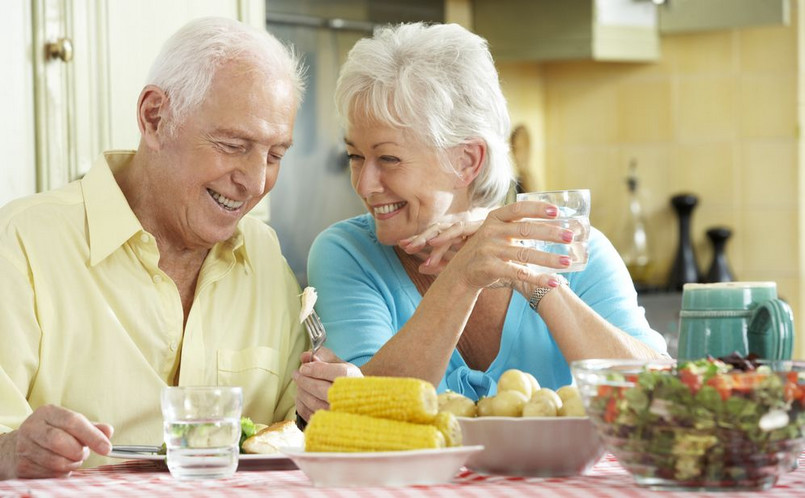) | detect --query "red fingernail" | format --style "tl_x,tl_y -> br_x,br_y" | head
546,206 -> 558,217
548,278 -> 560,288
559,256 -> 571,266
562,230 -> 574,242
